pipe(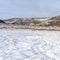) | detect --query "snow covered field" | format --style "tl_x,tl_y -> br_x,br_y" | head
0,29 -> 60,60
